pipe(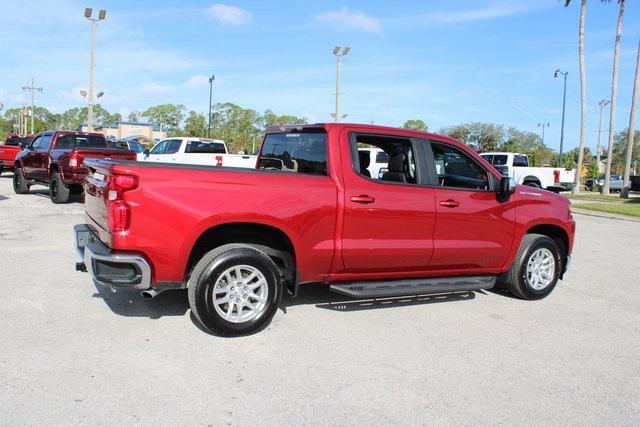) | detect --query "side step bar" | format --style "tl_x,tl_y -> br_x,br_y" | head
329,276 -> 496,299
